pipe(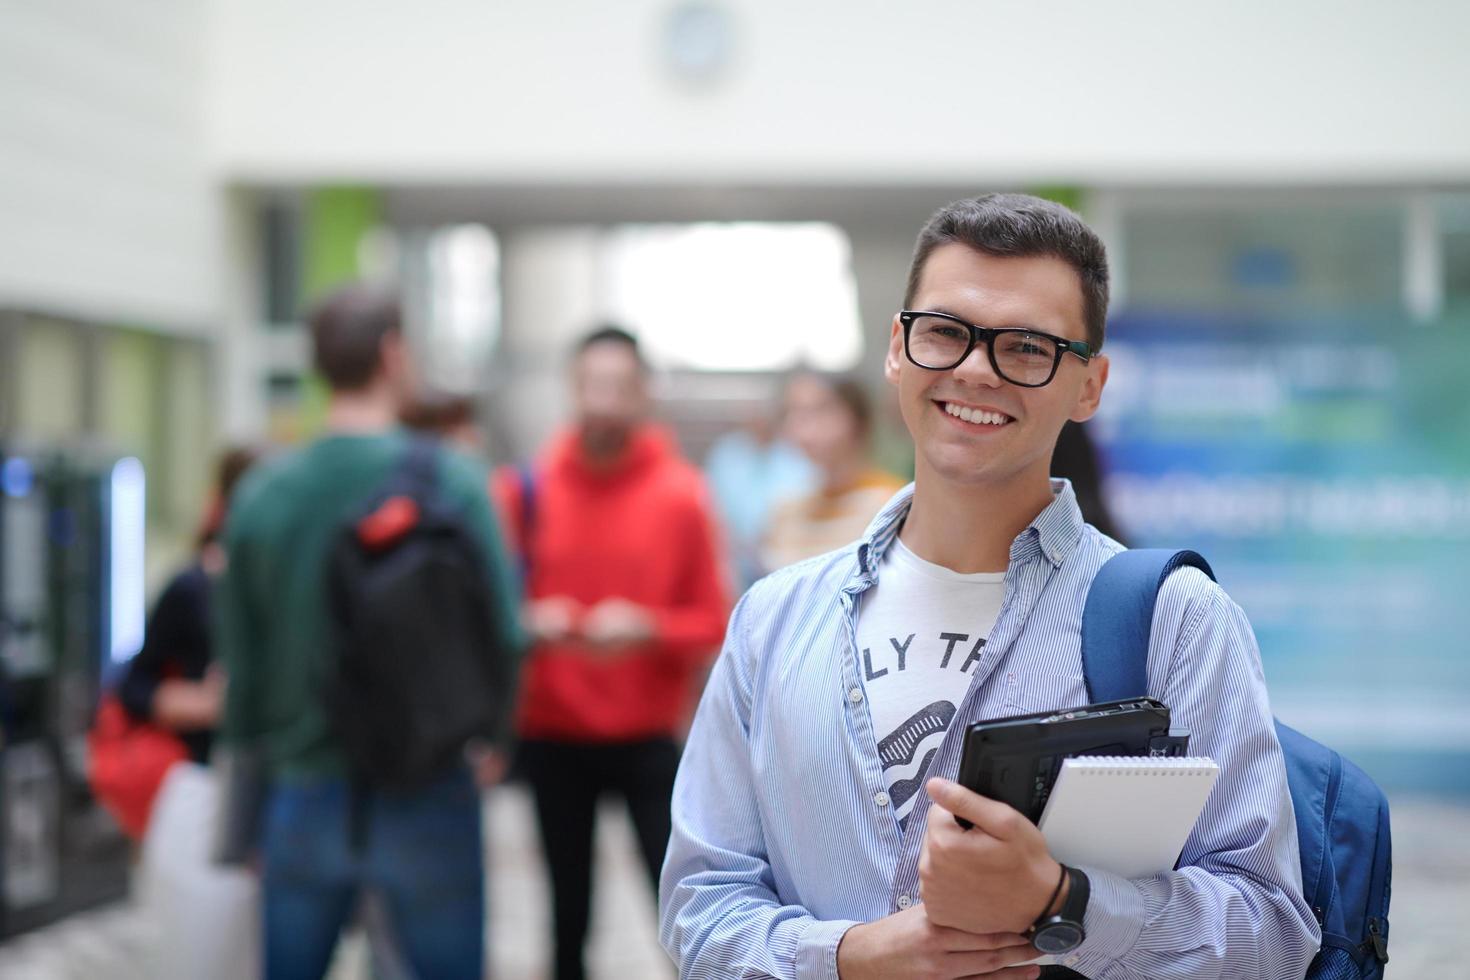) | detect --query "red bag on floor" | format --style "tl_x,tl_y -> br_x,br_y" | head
88,694 -> 189,840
